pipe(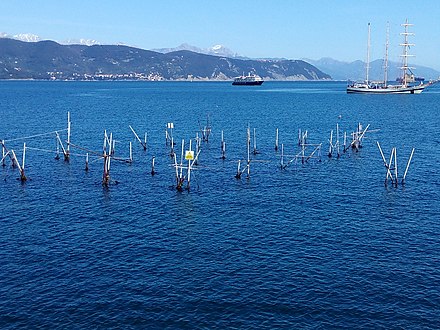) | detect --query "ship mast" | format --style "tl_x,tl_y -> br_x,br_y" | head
400,19 -> 415,87
365,23 -> 371,84
383,22 -> 389,87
